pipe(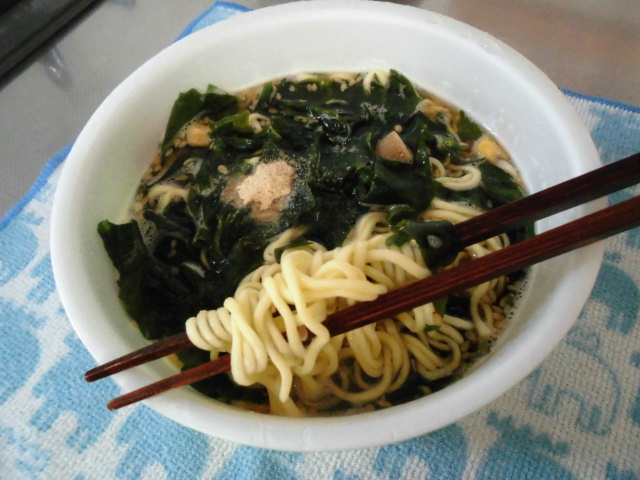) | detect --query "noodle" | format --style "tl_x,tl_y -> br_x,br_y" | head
186,208 -> 510,416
